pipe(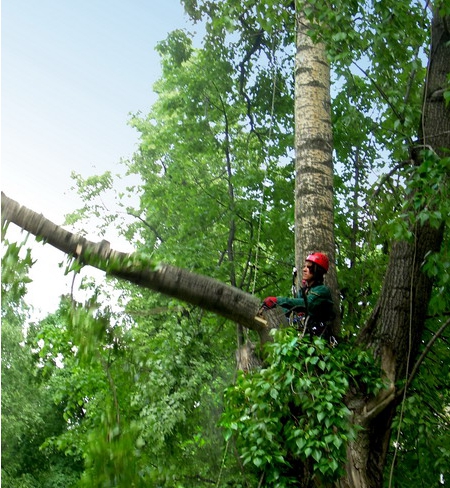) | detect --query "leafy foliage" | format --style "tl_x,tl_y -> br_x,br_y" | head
221,328 -> 385,486
127,27 -> 295,288
28,280 -> 241,487
1,235 -> 83,487
3,0 -> 449,486
384,221 -> 450,486
386,362 -> 450,487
